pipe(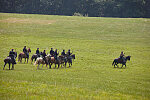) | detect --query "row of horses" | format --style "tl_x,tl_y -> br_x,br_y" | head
33,54 -> 75,69
3,48 -> 76,70
3,48 -> 131,70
